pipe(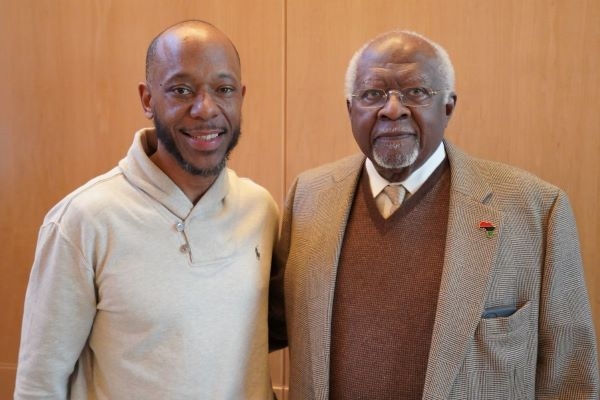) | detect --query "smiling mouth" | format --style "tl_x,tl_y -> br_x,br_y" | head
192,132 -> 220,140
182,129 -> 225,141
